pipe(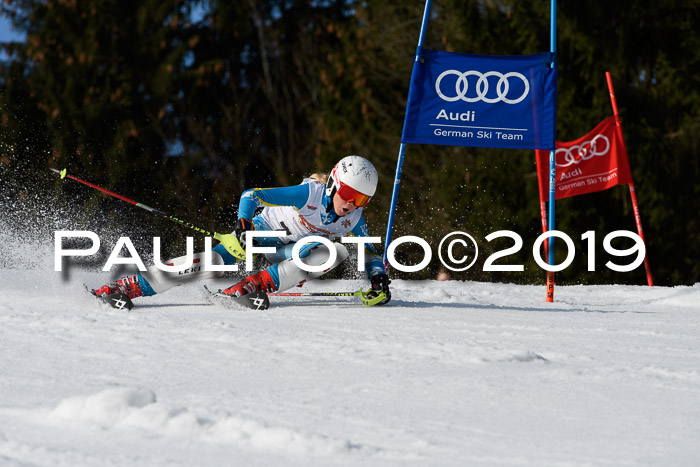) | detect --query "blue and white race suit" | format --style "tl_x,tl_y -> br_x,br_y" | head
212,178 -> 385,290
